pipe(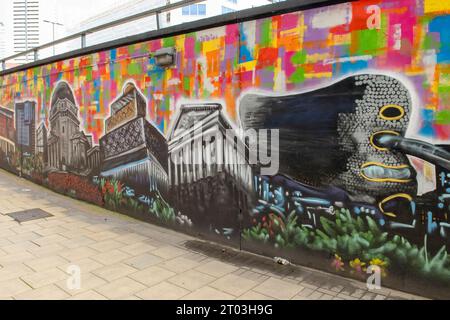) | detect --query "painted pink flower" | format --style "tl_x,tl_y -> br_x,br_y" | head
331,254 -> 345,271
